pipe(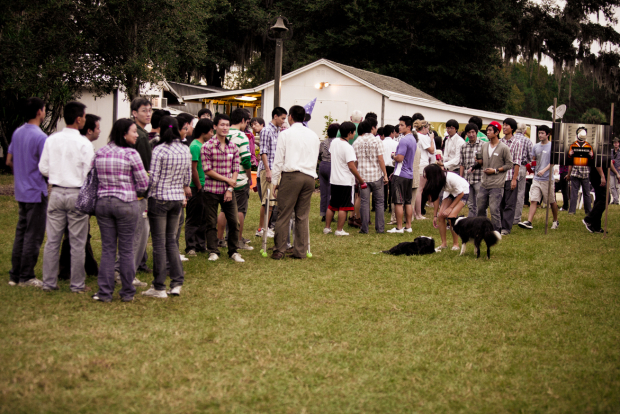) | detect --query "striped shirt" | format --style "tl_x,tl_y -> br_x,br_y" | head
353,133 -> 385,183
95,142 -> 149,202
514,132 -> 533,165
257,122 -> 279,173
148,140 -> 191,200
201,136 -> 240,195
500,135 -> 526,181
228,128 -> 251,189
460,139 -> 483,185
